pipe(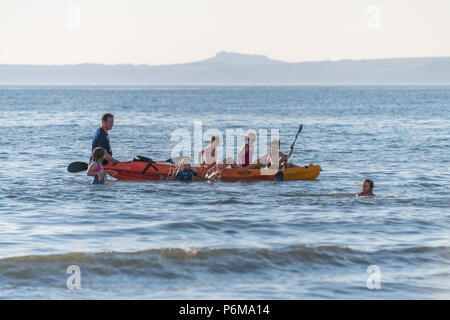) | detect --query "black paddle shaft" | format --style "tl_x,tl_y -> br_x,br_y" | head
274,124 -> 303,181
286,124 -> 303,159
